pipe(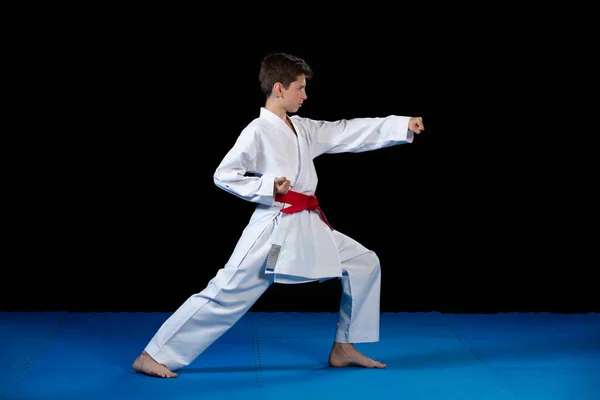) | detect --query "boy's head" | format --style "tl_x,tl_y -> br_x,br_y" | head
259,53 -> 313,98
